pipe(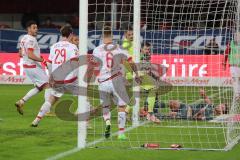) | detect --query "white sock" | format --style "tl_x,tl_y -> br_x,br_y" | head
44,88 -> 51,101
33,101 -> 51,124
22,87 -> 40,102
118,112 -> 126,135
106,119 -> 111,126
103,106 -> 111,122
